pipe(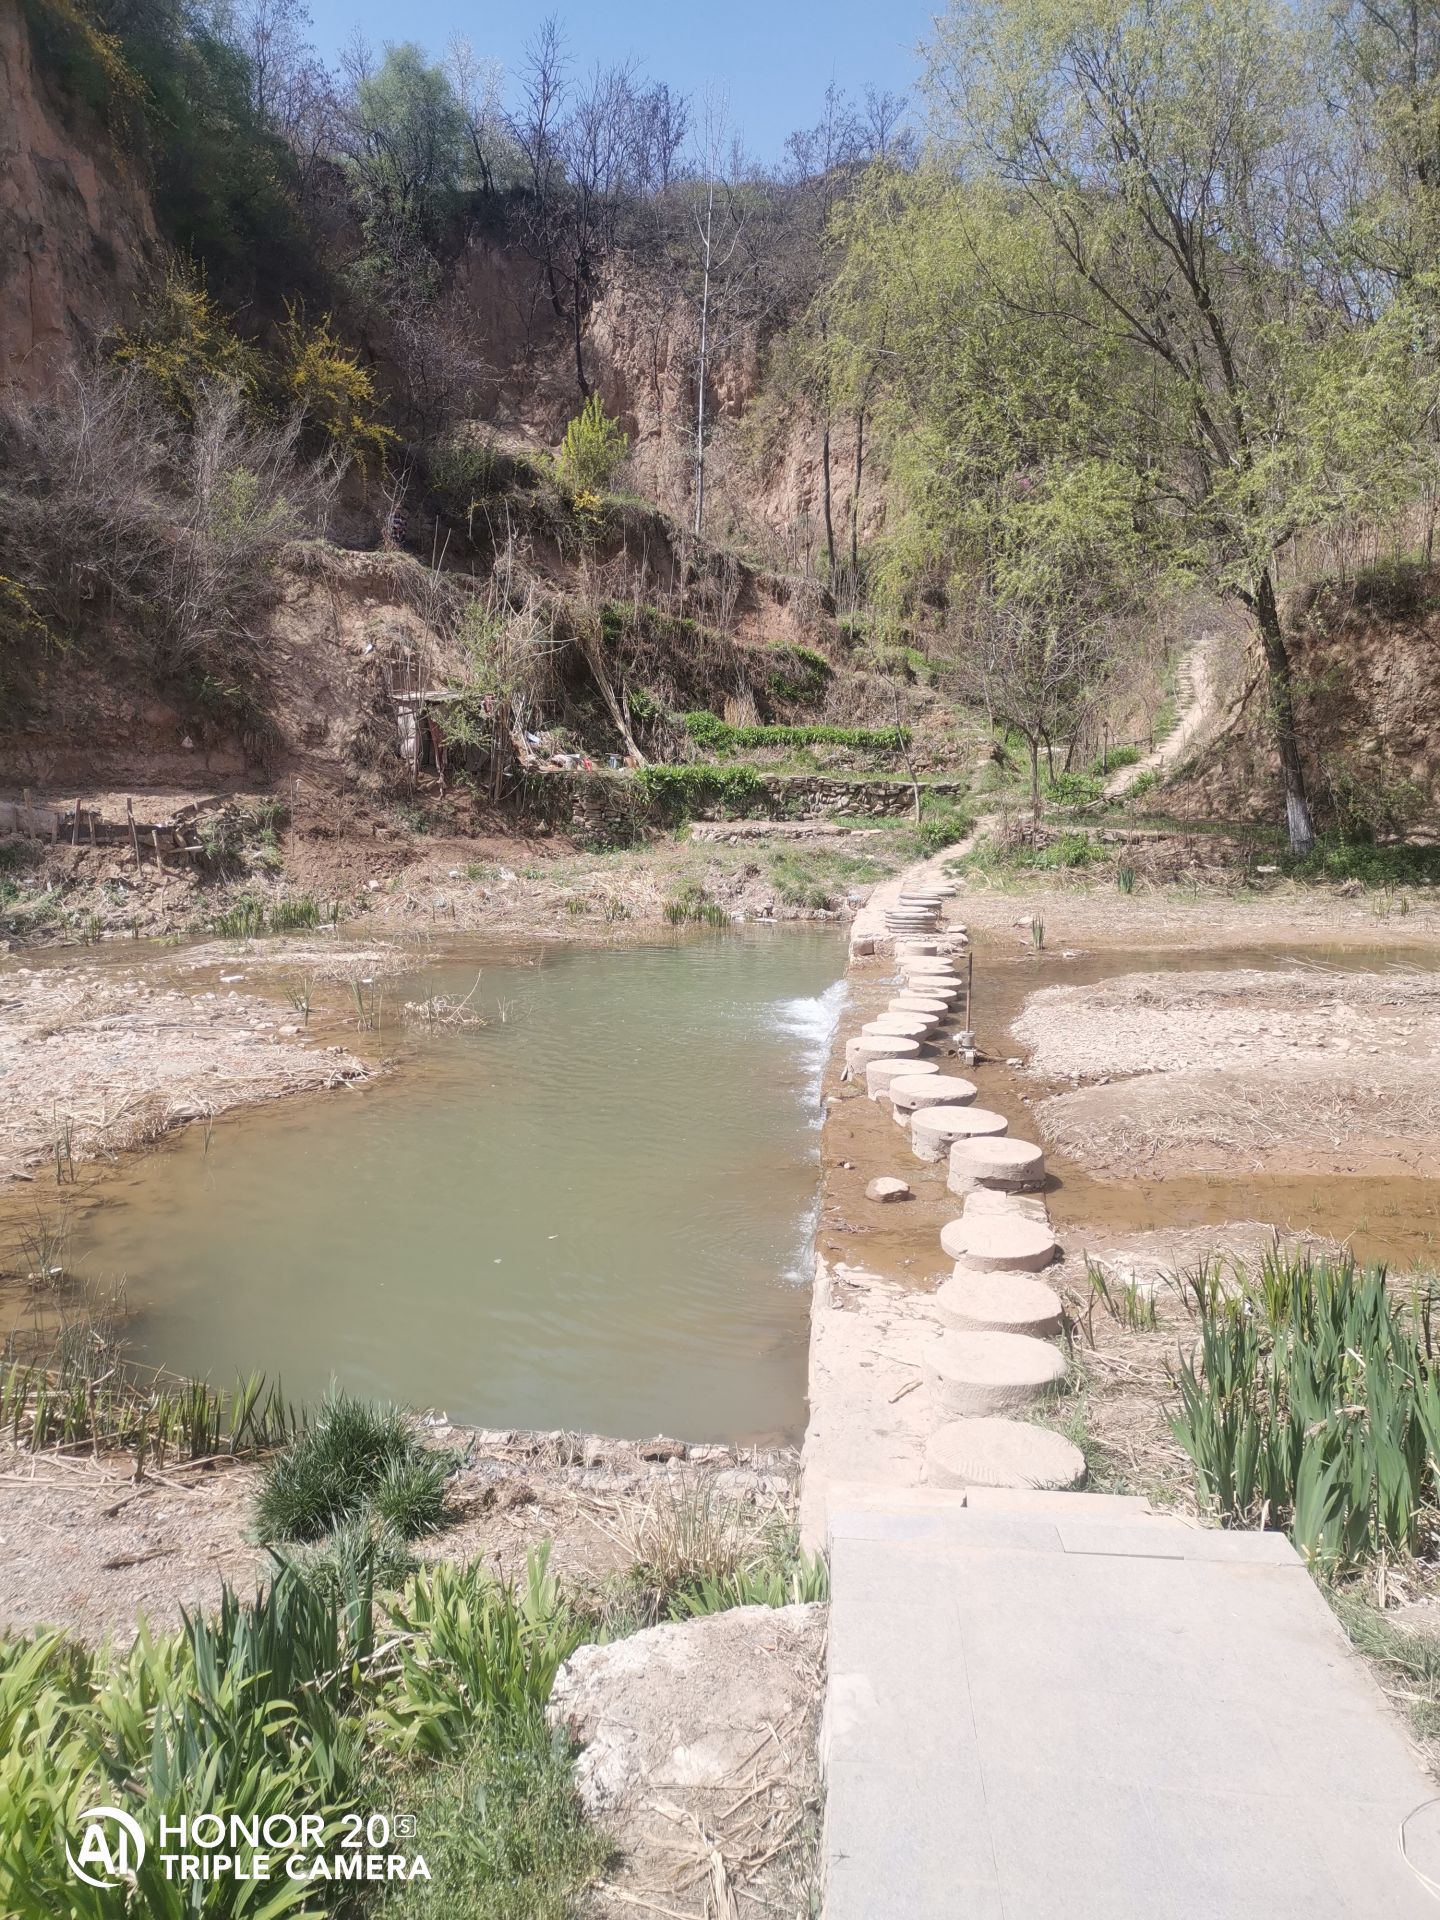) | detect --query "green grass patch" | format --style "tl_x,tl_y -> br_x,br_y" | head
210,892 -> 341,937
1280,837 -> 1440,888
254,1390 -> 455,1544
663,882 -> 730,927
681,712 -> 907,754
